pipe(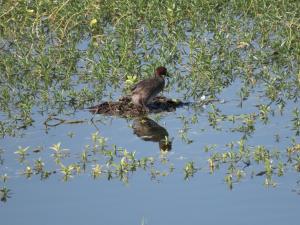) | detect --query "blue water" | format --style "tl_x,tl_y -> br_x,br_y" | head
1,78 -> 300,224
1,170 -> 299,225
